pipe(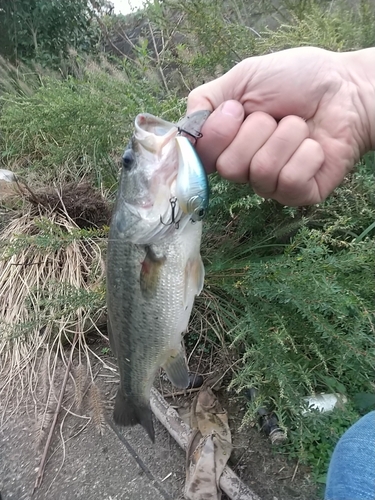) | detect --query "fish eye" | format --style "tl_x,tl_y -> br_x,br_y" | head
122,149 -> 135,170
197,208 -> 205,218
